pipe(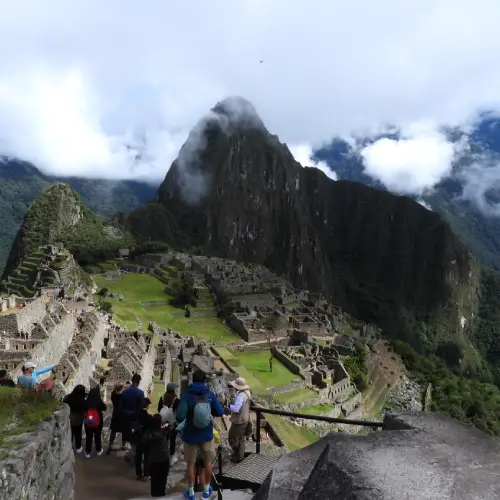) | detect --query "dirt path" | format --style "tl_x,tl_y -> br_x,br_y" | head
74,452 -> 150,500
